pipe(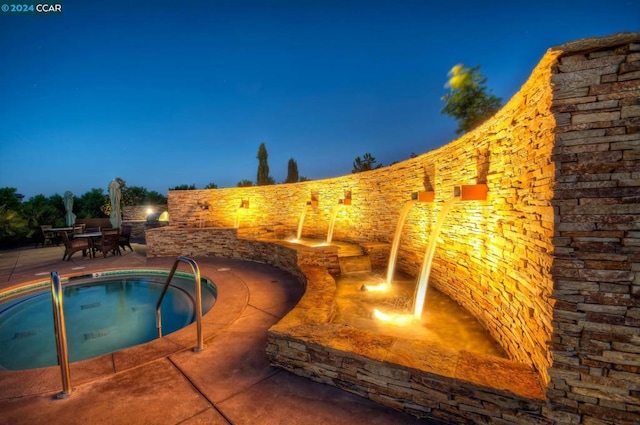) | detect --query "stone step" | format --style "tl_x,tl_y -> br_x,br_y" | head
335,243 -> 364,257
339,255 -> 372,274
